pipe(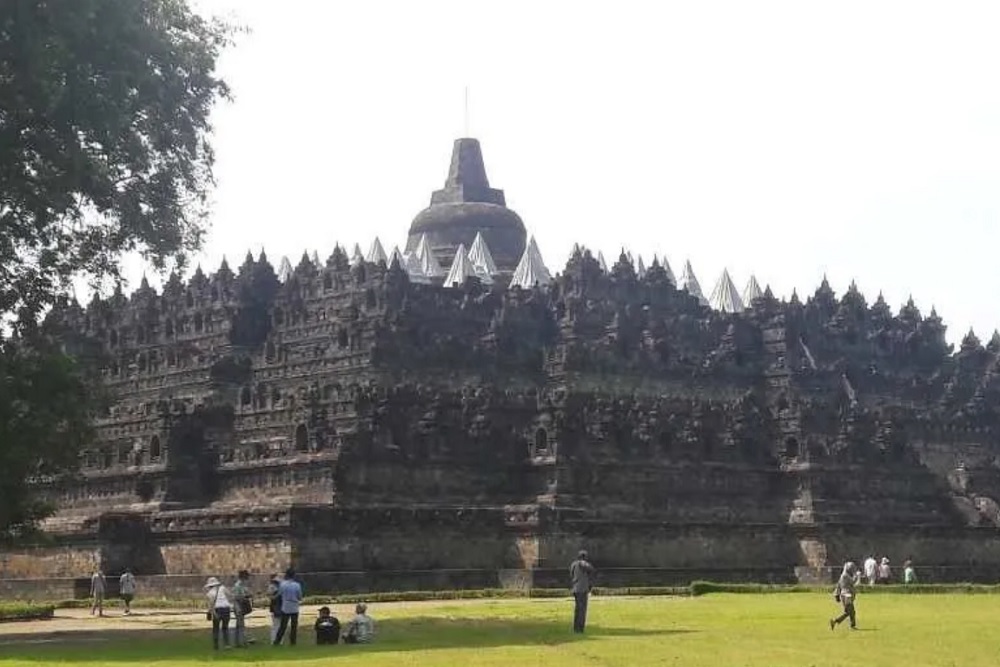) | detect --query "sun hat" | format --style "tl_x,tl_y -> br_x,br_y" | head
204,577 -> 221,589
